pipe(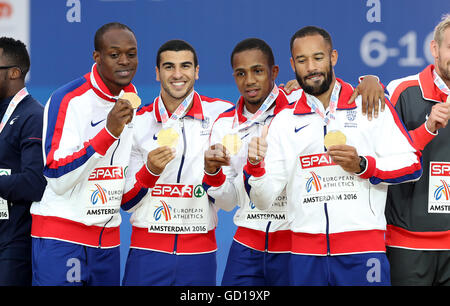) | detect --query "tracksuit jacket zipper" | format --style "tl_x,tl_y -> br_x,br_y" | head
323,125 -> 331,255
173,121 -> 187,254
98,138 -> 121,247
